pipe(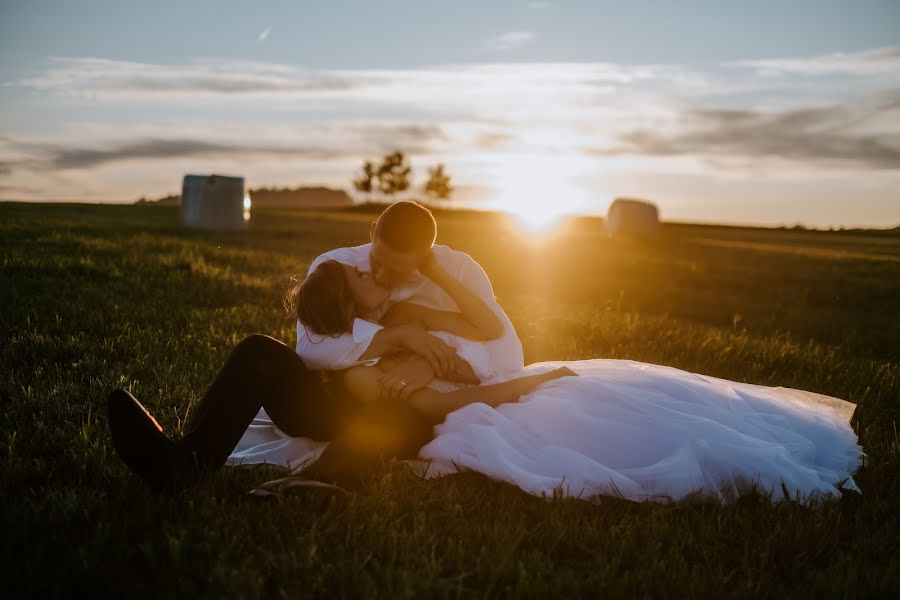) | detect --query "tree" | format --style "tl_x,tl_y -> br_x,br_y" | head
353,151 -> 413,200
376,151 -> 412,196
424,163 -> 453,200
353,160 -> 376,195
